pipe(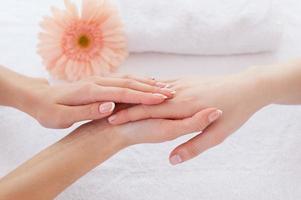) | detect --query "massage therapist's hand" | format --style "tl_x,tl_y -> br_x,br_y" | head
0,66 -> 175,129
108,69 -> 270,164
